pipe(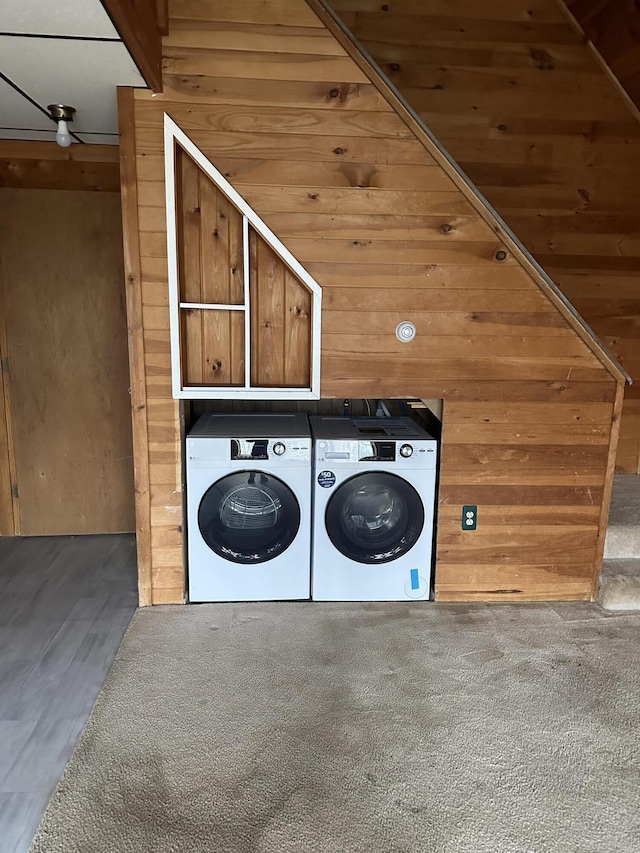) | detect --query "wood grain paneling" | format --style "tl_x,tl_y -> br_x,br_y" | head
180,308 -> 245,386
119,87 -> 156,606
120,0 -> 622,603
0,140 -> 119,192
249,229 -> 312,388
0,188 -> 135,535
175,147 -> 245,388
176,148 -> 244,305
173,145 -> 313,389
328,0 -> 640,472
